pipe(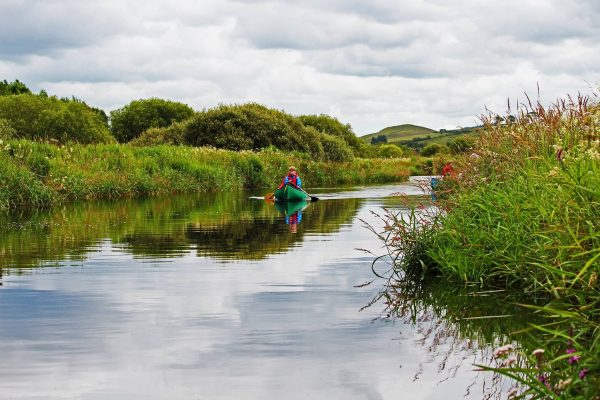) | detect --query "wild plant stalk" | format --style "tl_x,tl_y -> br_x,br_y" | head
0,140 -> 412,212
368,94 -> 599,398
